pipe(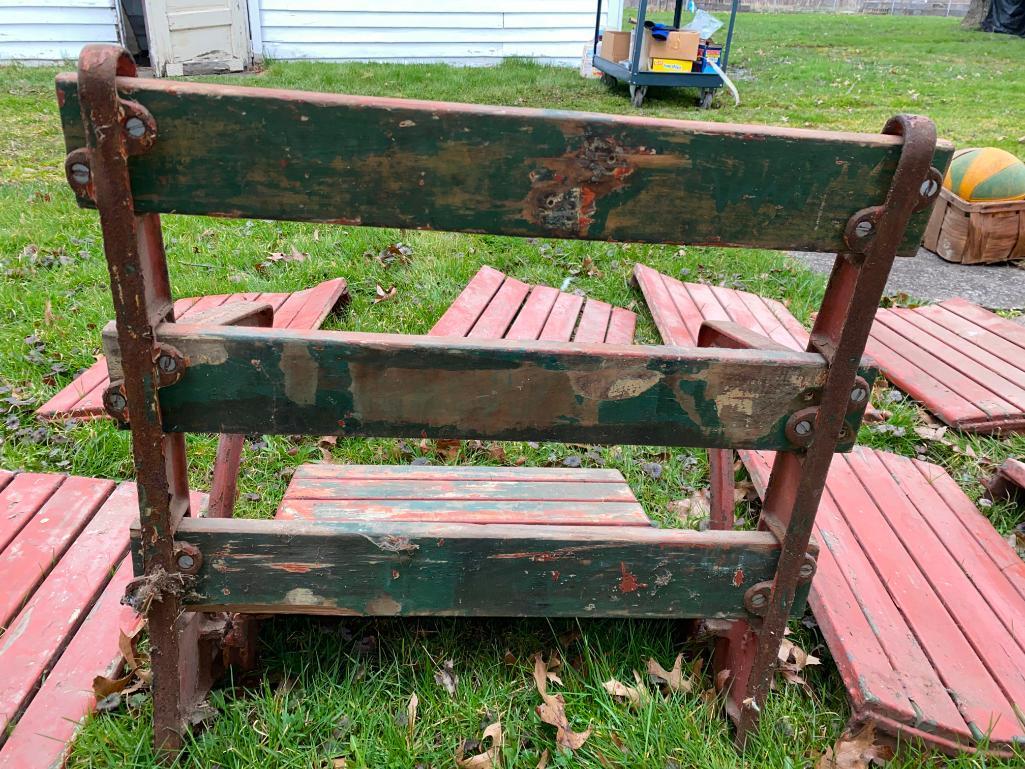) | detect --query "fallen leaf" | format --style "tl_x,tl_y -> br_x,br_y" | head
668,489 -> 710,520
602,671 -> 649,708
913,425 -> 951,445
817,724 -> 894,769
406,692 -> 418,747
434,439 -> 462,461
435,659 -> 459,698
647,654 -> 694,694
332,759 -> 347,769
533,653 -> 592,750
535,749 -> 550,769
95,693 -> 122,713
372,284 -> 397,304
44,300 -> 54,324
456,720 -> 503,769
93,674 -> 132,699
318,435 -> 338,463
